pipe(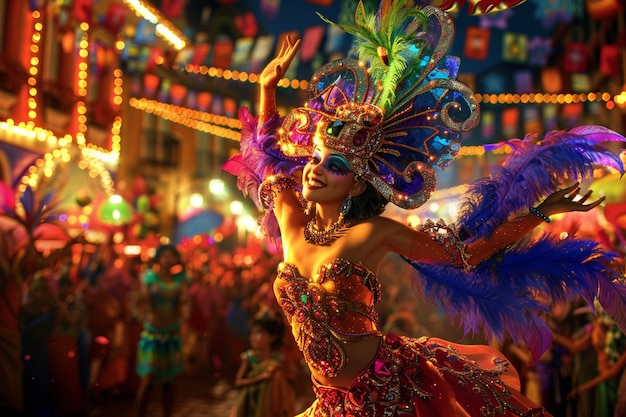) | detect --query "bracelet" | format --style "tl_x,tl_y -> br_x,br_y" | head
258,175 -> 300,211
529,207 -> 551,223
